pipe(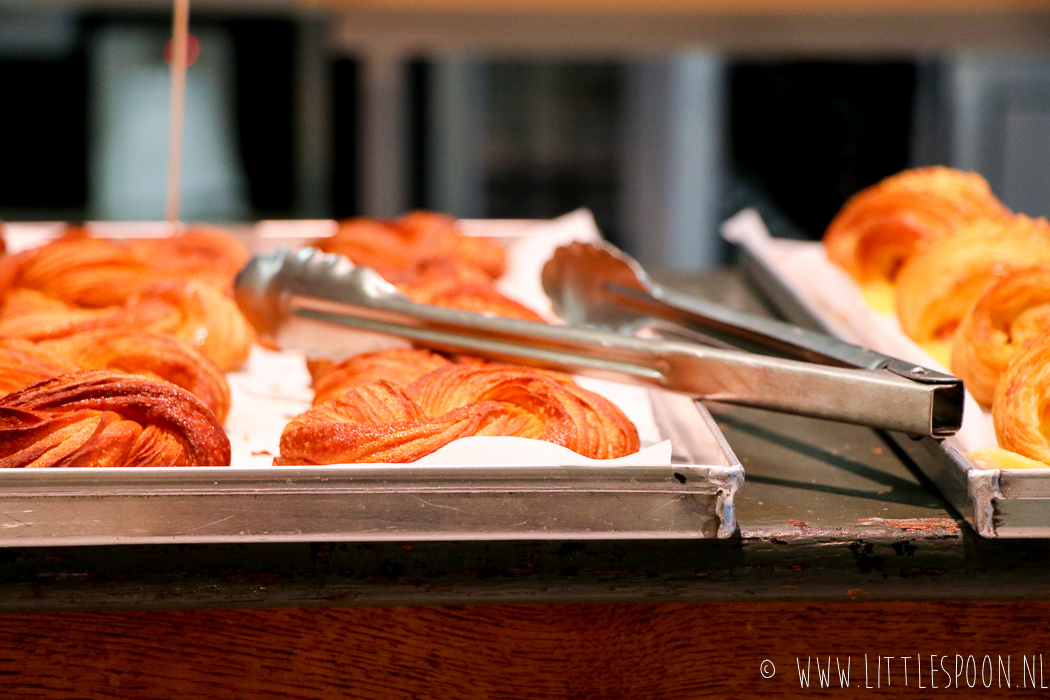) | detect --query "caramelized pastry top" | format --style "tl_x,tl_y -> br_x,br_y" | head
38,329 -> 230,423
0,370 -> 231,468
